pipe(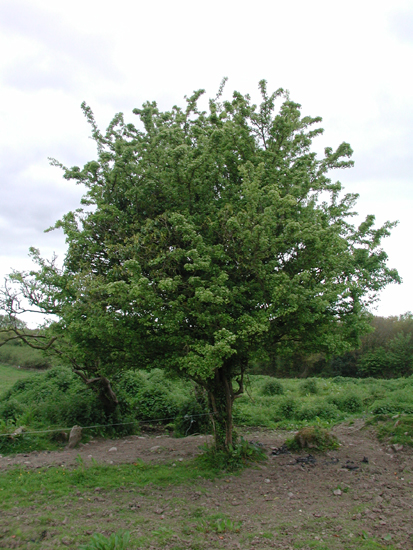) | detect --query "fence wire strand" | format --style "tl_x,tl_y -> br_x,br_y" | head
0,411 -> 215,438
